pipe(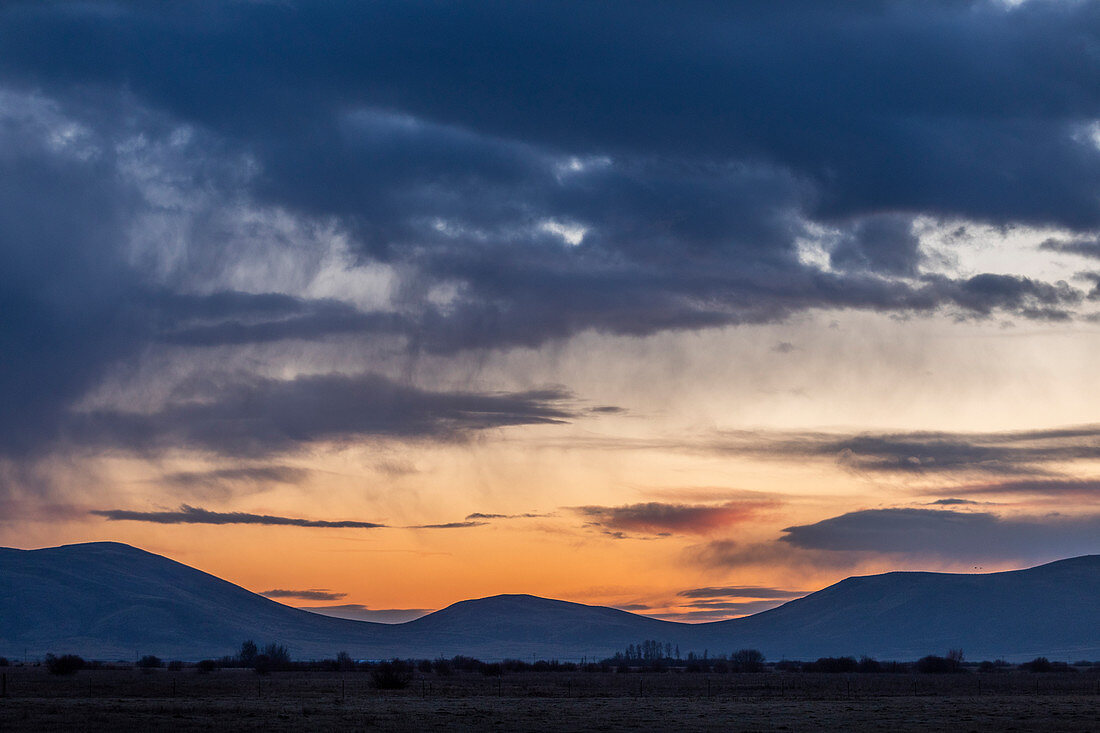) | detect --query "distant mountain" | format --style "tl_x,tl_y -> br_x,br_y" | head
2,542 -> 1098,661
703,554 -> 1100,661
0,542 -> 387,660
